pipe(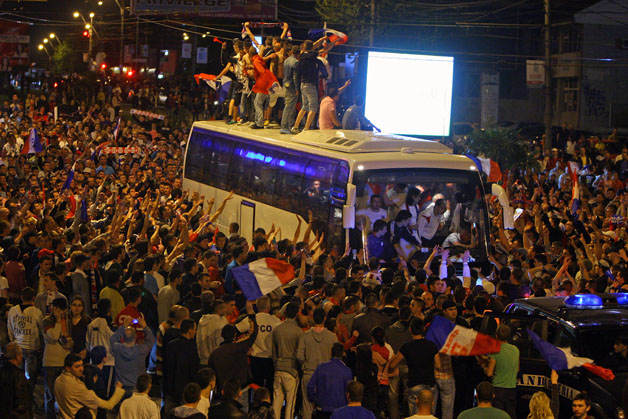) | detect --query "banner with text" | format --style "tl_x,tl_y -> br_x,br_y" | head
0,21 -> 30,72
526,60 -> 545,87
480,72 -> 499,129
131,0 -> 277,19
